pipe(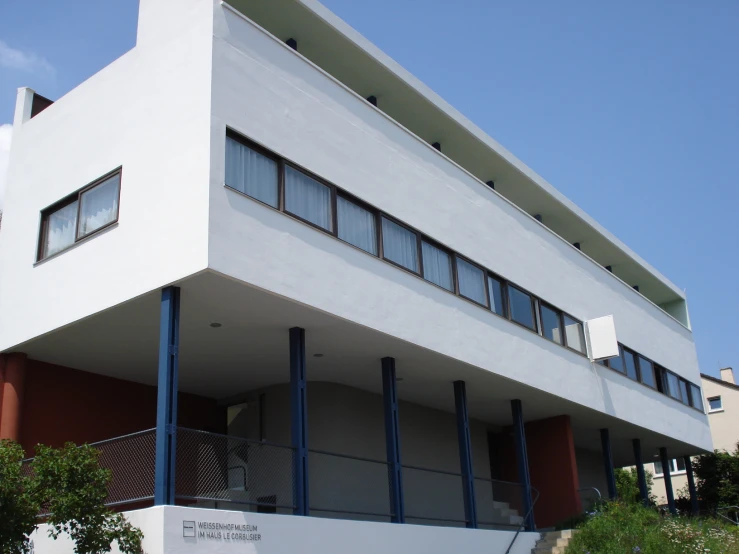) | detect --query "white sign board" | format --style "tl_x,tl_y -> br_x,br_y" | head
585,315 -> 619,361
